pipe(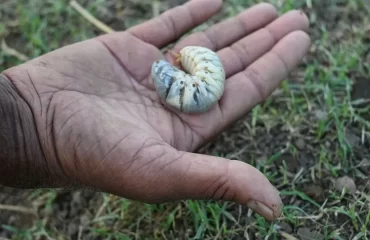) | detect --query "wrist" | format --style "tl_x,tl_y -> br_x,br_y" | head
0,73 -> 49,188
